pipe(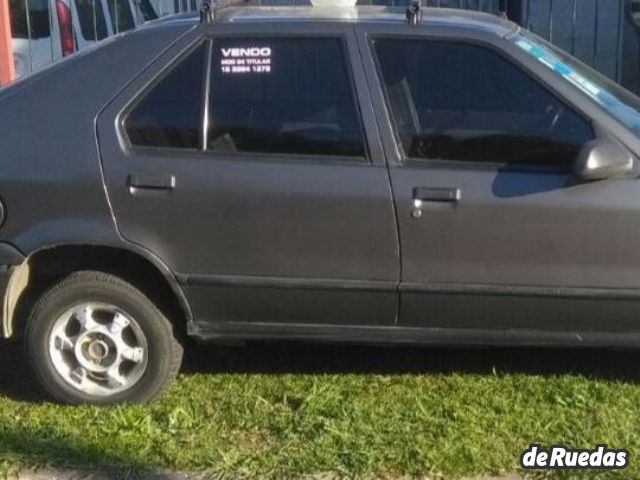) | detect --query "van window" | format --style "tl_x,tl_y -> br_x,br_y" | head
107,0 -> 136,33
76,0 -> 109,41
174,0 -> 197,11
207,38 -> 366,159
10,0 -> 51,40
374,39 -> 594,167
133,0 -> 157,21
125,44 -> 206,149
